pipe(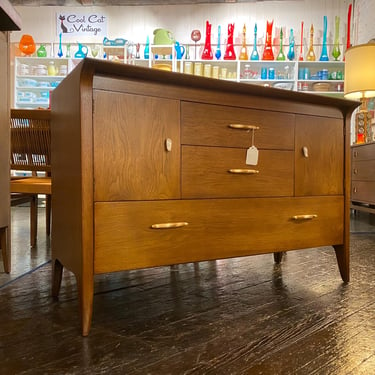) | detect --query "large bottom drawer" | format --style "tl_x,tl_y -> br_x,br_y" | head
94,196 -> 344,273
